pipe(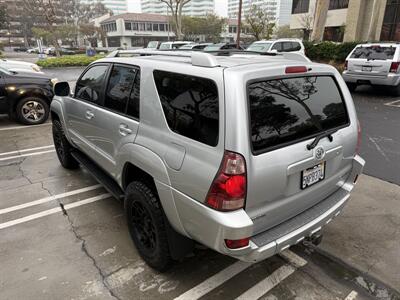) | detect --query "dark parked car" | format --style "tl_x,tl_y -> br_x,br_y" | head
0,67 -> 55,124
49,48 -> 76,56
13,47 -> 29,52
